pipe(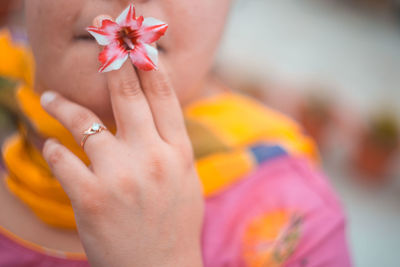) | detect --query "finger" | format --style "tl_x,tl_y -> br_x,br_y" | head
138,60 -> 187,144
42,138 -> 96,200
106,58 -> 159,143
93,15 -> 113,27
40,91 -> 117,166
